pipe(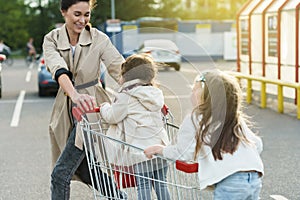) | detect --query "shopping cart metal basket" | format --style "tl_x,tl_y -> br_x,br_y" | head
72,106 -> 211,200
